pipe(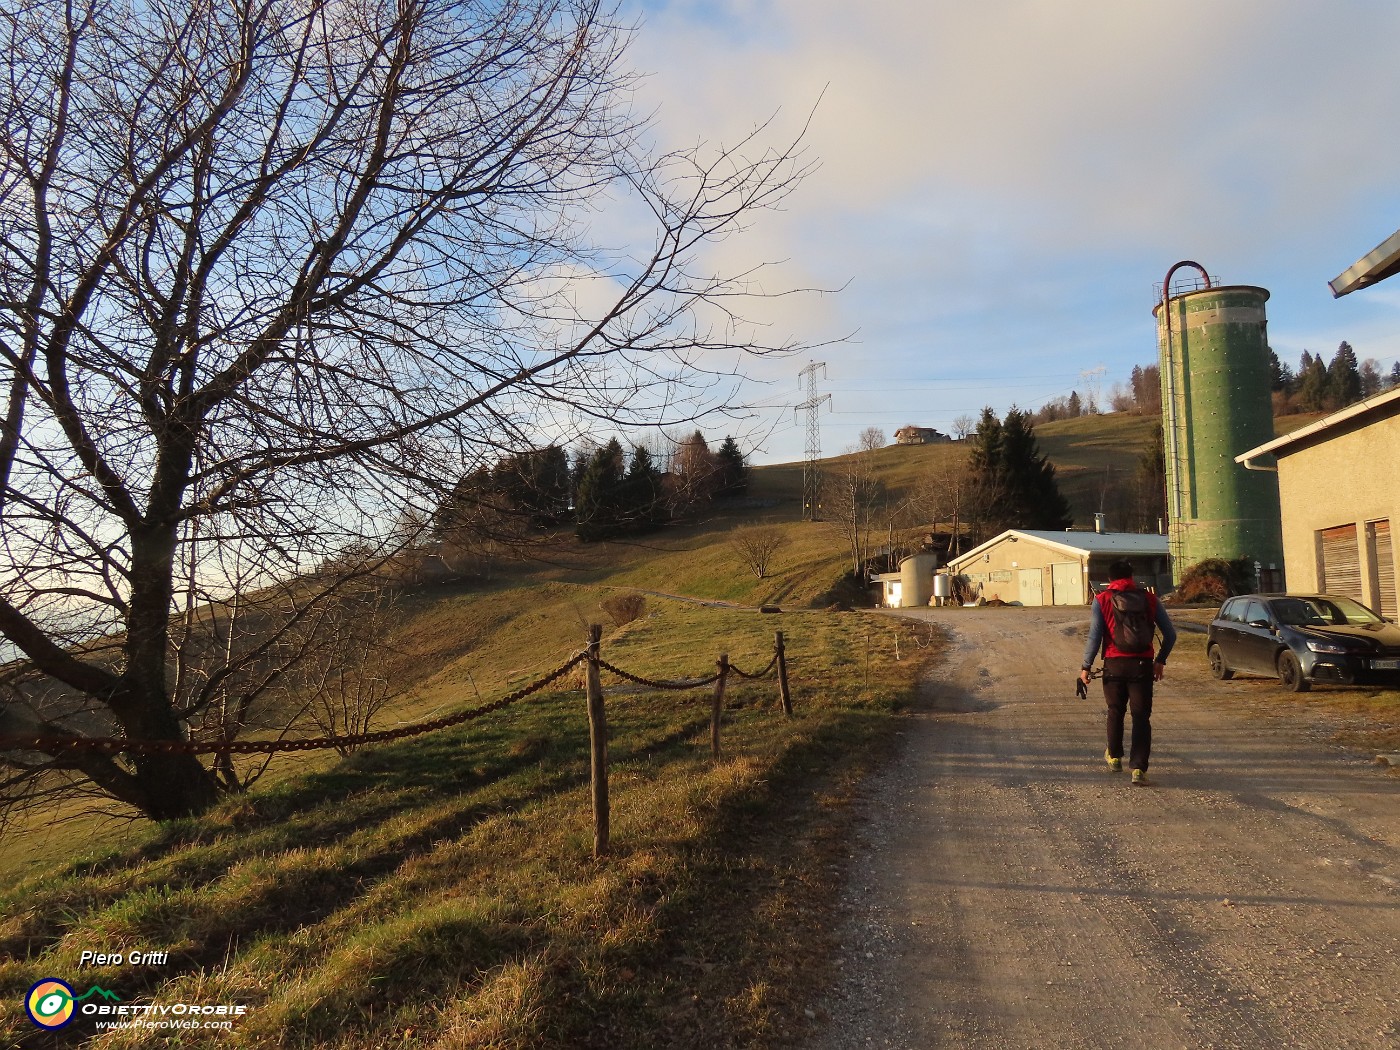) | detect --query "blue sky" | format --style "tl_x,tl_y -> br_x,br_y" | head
616,0 -> 1400,463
